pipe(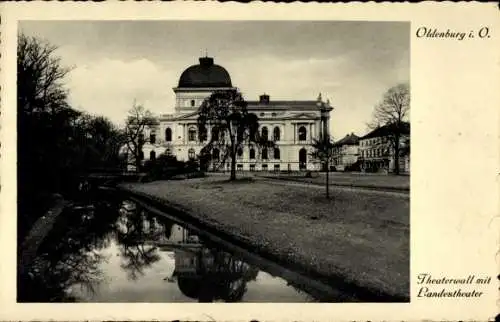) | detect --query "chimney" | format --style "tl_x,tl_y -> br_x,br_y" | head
199,57 -> 214,66
259,94 -> 270,104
